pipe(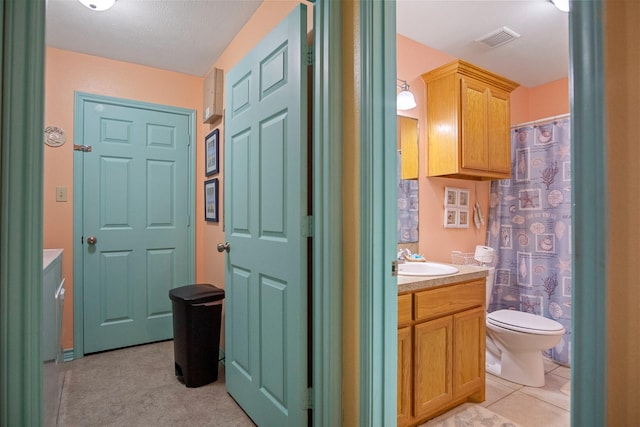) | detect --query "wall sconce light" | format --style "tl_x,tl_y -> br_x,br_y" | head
78,0 -> 117,11
397,79 -> 417,111
550,0 -> 570,12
